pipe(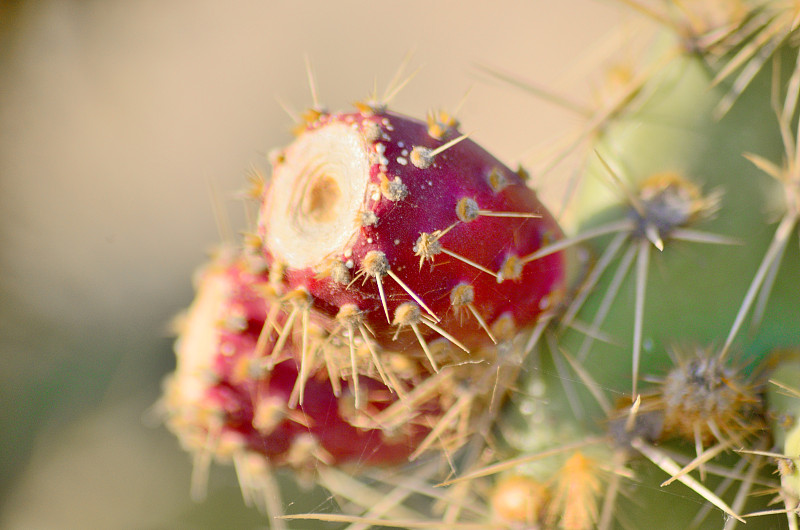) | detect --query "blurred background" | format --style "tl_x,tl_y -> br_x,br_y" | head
0,1 -> 635,527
